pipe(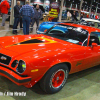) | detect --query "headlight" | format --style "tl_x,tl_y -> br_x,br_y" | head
16,60 -> 26,74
